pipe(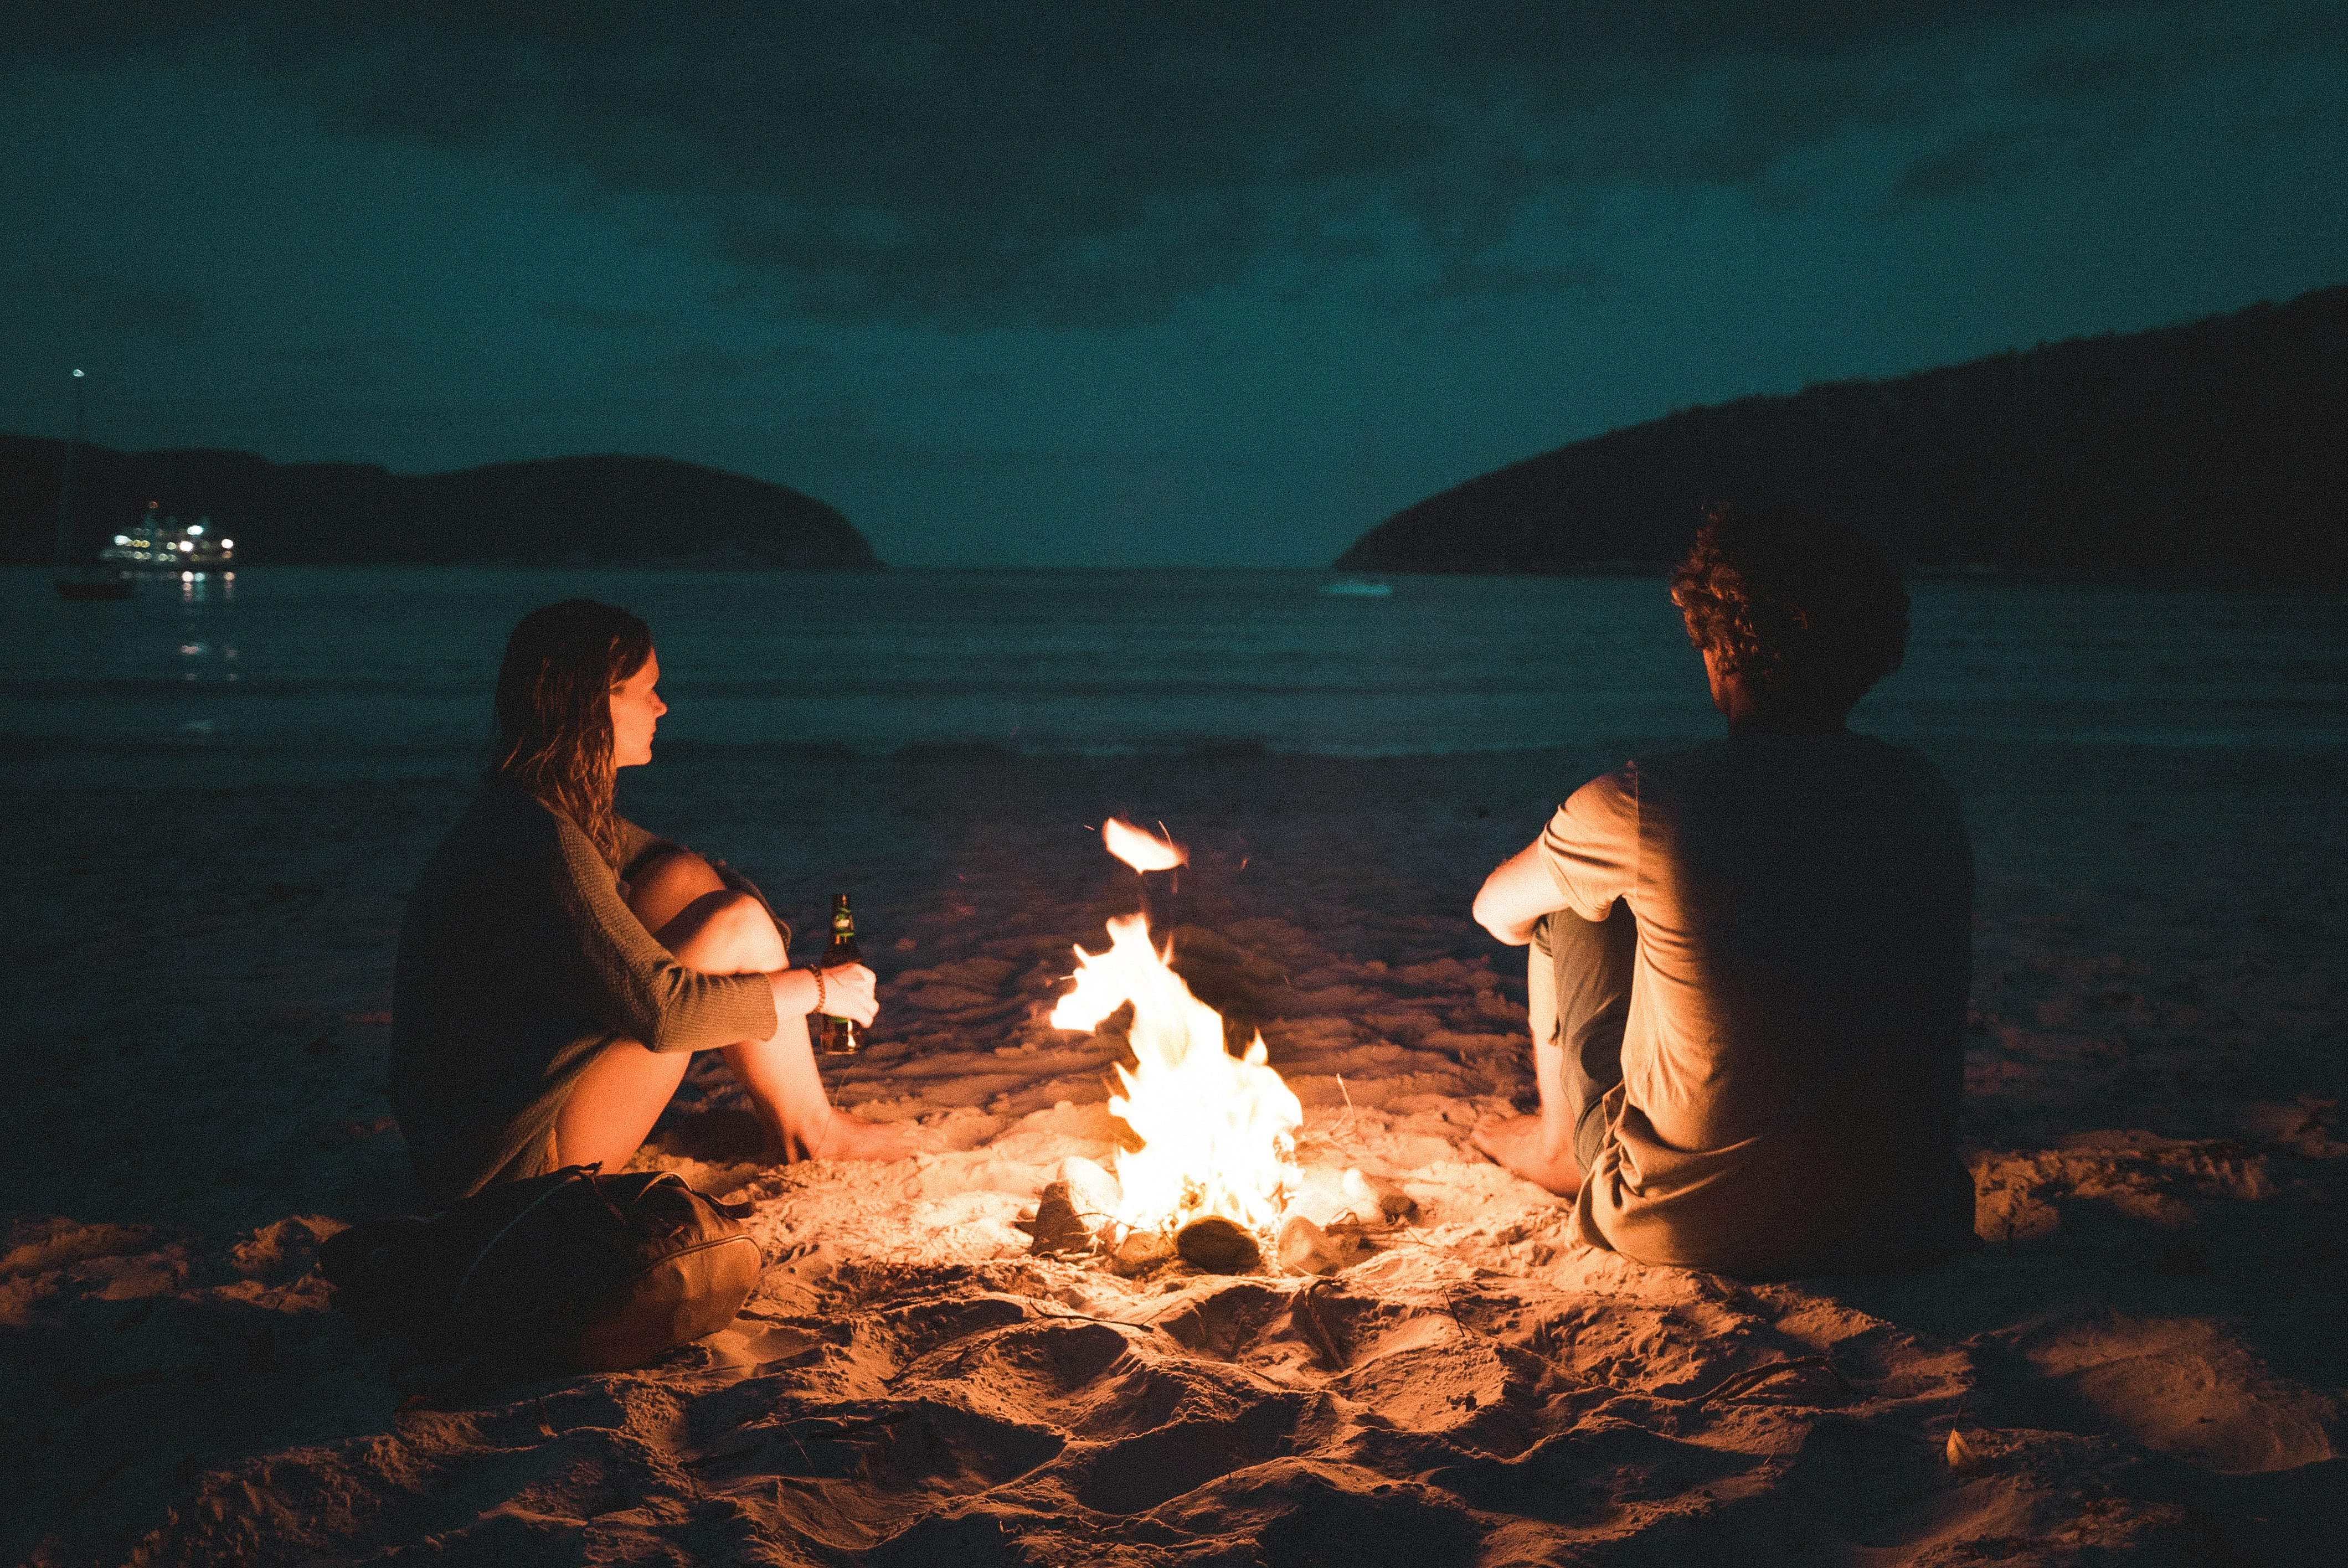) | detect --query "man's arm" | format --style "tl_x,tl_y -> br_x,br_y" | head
1473,838 -> 1568,947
